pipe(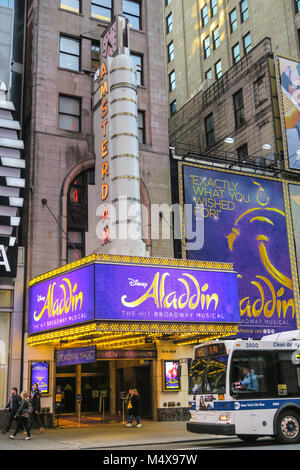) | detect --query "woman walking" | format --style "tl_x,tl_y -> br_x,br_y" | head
125,388 -> 141,428
9,391 -> 31,440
